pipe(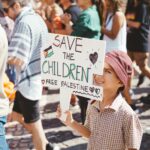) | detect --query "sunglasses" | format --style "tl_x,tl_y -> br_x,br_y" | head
3,2 -> 15,13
